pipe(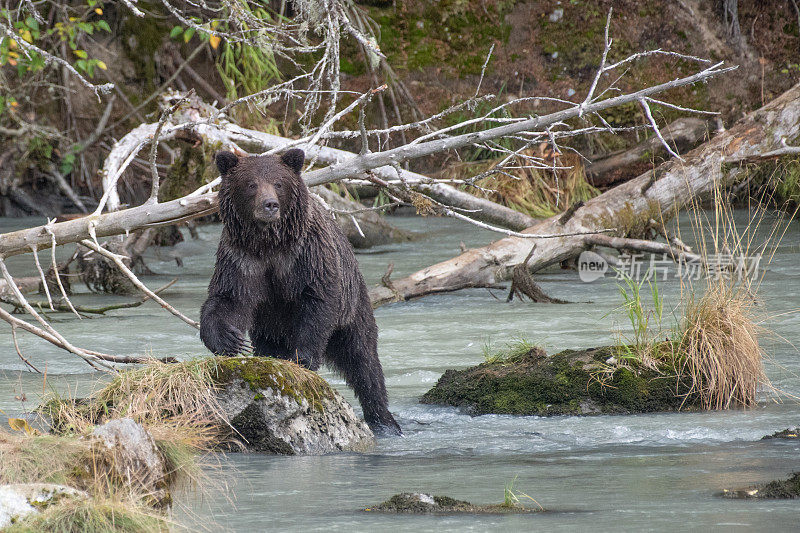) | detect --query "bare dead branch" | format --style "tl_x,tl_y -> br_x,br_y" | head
78,240 -> 200,329
11,322 -> 41,372
0,259 -> 111,369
